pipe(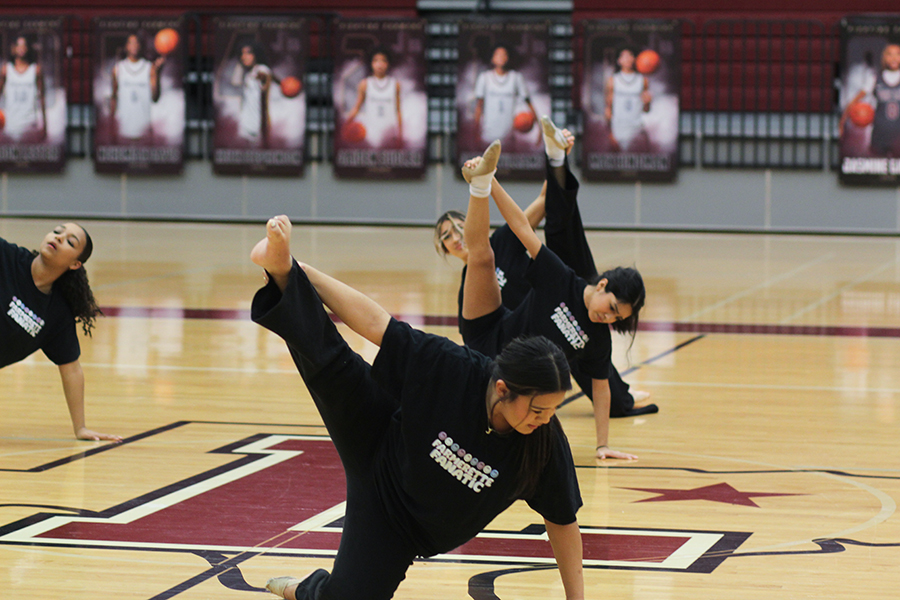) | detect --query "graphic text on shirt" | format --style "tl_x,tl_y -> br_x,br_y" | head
495,267 -> 507,290
429,431 -> 498,493
7,296 -> 44,337
550,302 -> 589,350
